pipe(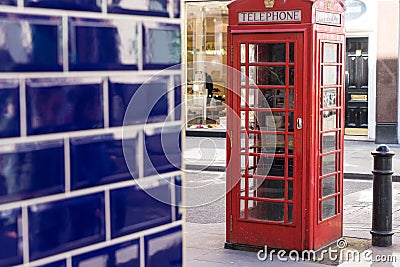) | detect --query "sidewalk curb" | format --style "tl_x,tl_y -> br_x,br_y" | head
184,165 -> 400,182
